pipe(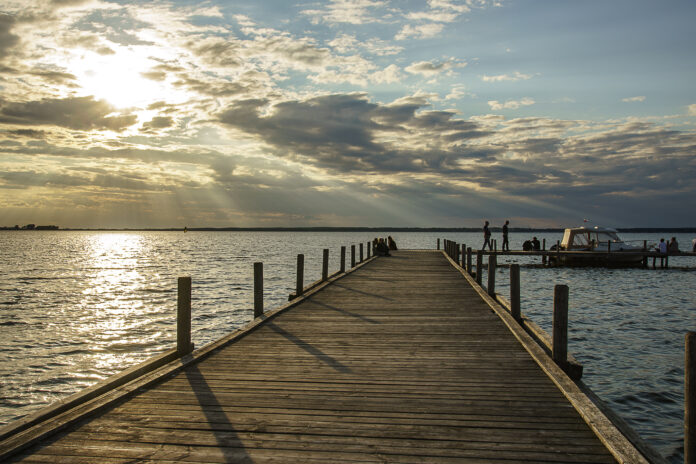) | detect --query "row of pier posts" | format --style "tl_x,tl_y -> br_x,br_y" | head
440,238 -> 695,463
